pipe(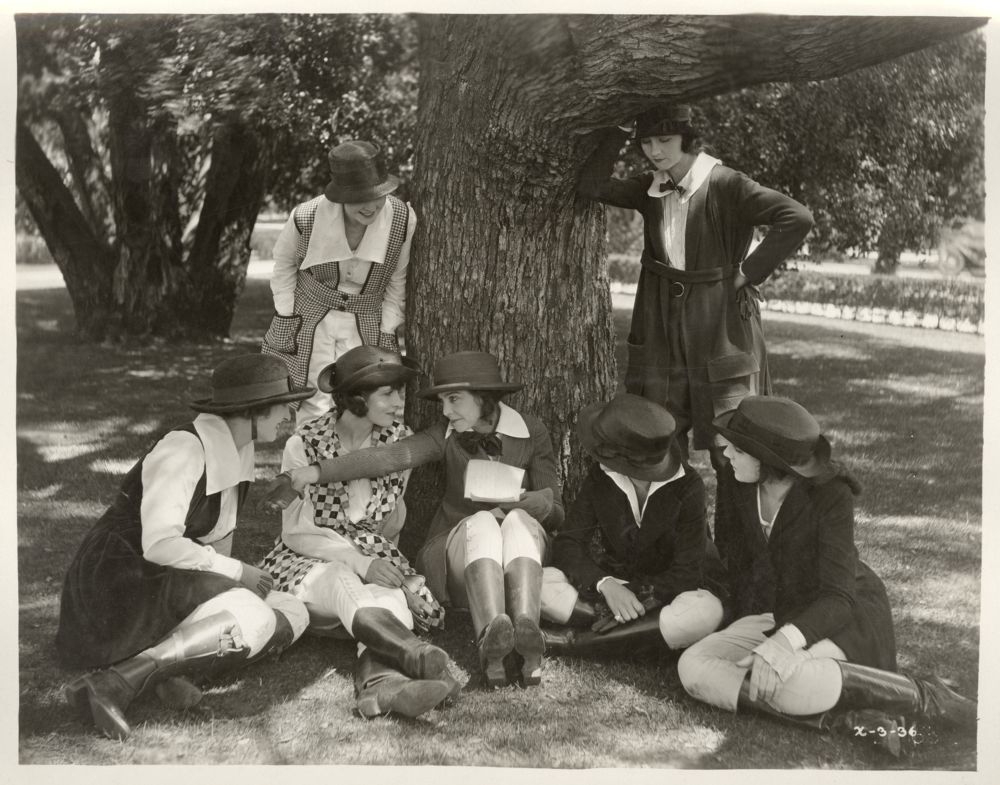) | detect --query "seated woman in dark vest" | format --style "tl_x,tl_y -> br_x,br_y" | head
677,396 -> 977,756
56,355 -> 313,739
